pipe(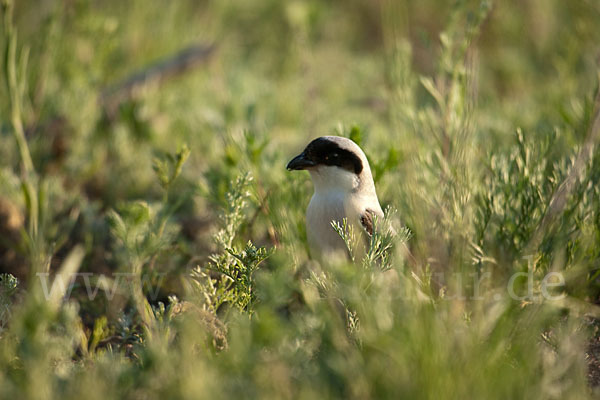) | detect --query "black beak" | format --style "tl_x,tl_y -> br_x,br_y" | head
286,153 -> 316,171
